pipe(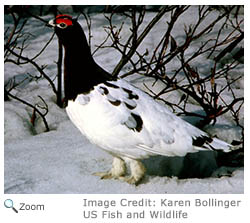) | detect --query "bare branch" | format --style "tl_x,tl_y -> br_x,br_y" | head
6,91 -> 50,132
